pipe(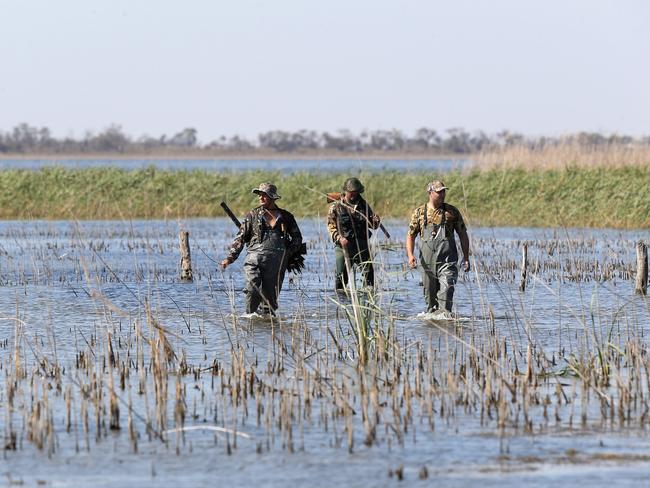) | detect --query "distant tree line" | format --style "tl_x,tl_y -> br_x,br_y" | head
1,123 -> 648,155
